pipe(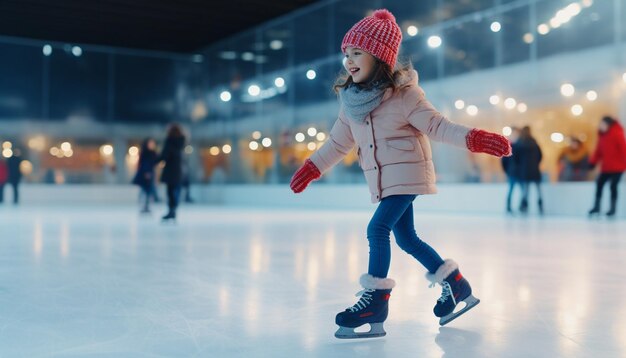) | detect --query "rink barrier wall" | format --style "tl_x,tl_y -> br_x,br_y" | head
10,183 -> 626,218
